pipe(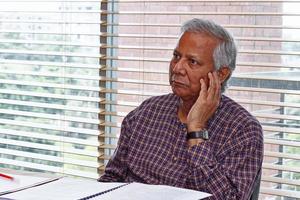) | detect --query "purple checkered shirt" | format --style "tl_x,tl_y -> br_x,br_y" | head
99,93 -> 264,200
